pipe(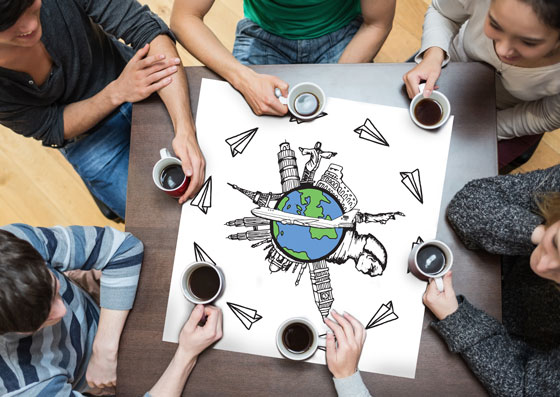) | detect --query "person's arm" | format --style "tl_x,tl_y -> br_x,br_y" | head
497,94 -> 560,140
324,311 -> 372,397
337,0 -> 395,64
147,305 -> 223,397
403,0 -> 472,98
424,273 -> 560,397
446,165 -> 560,255
170,0 -> 289,117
